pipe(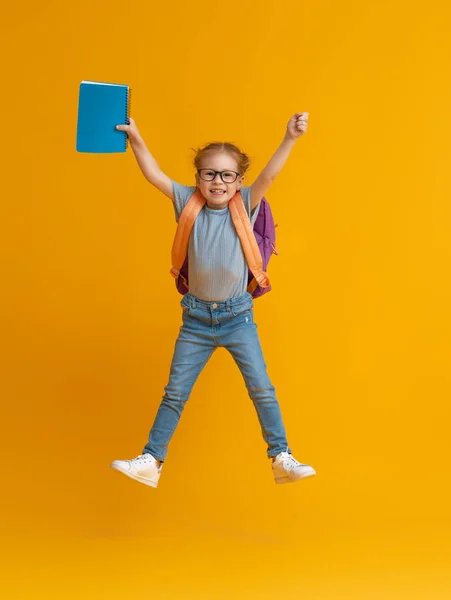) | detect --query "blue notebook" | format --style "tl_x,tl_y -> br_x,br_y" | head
76,80 -> 131,153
